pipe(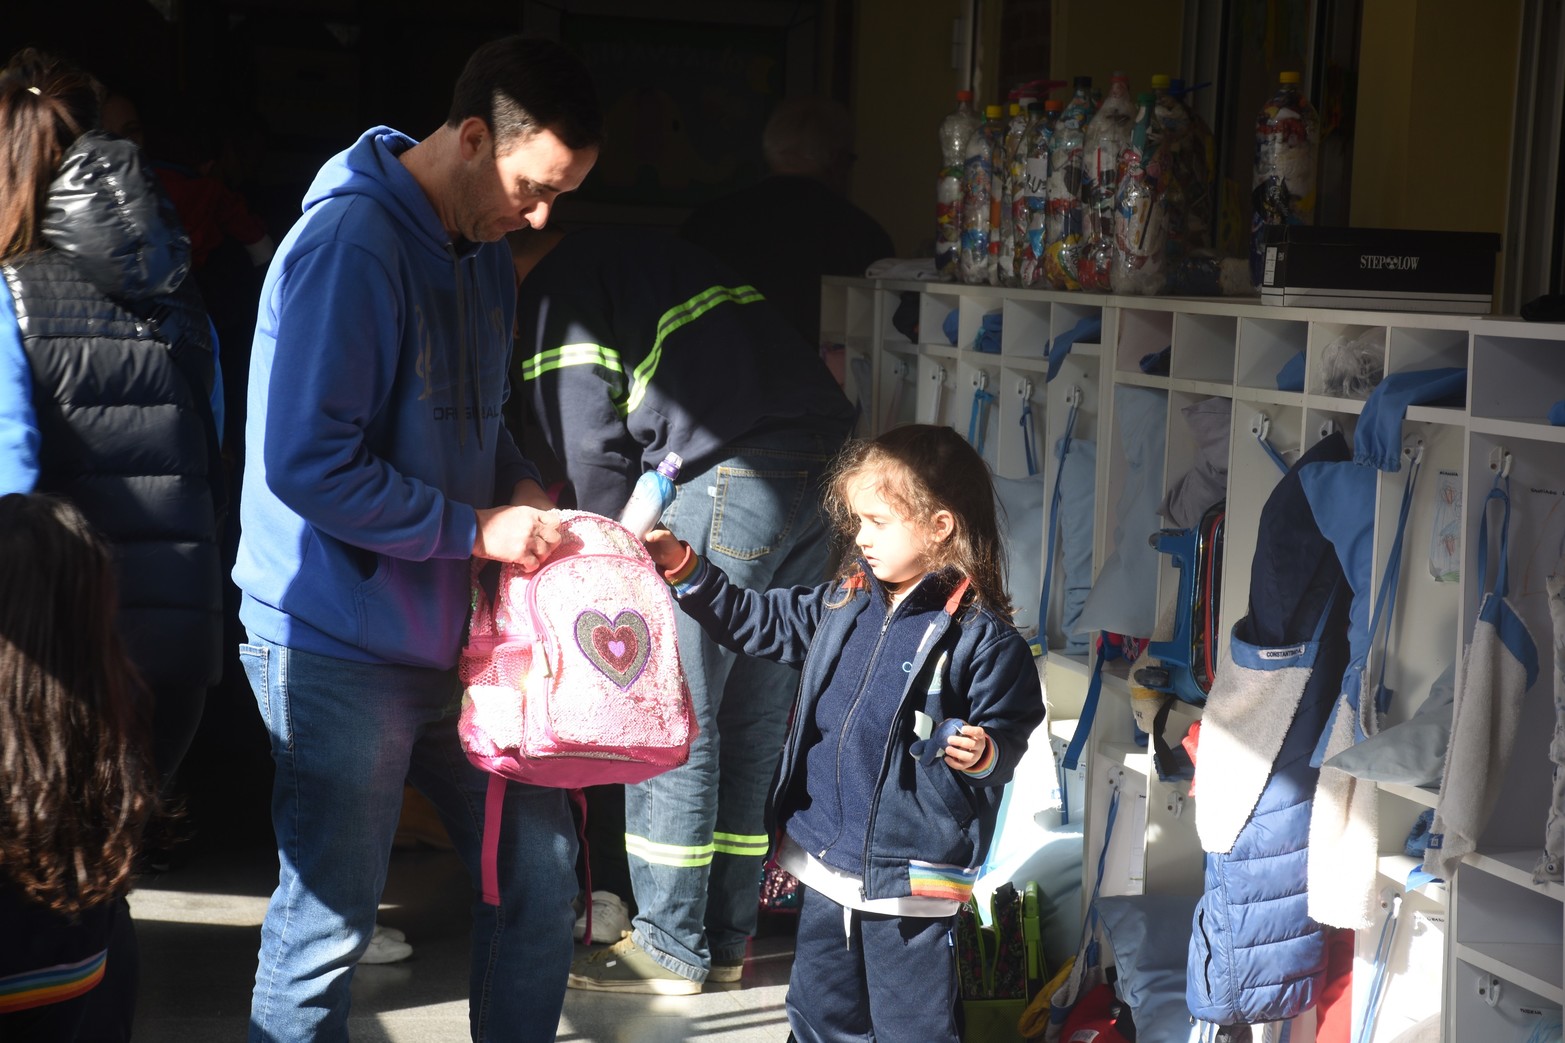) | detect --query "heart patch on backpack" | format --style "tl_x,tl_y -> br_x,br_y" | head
575,609 -> 651,688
